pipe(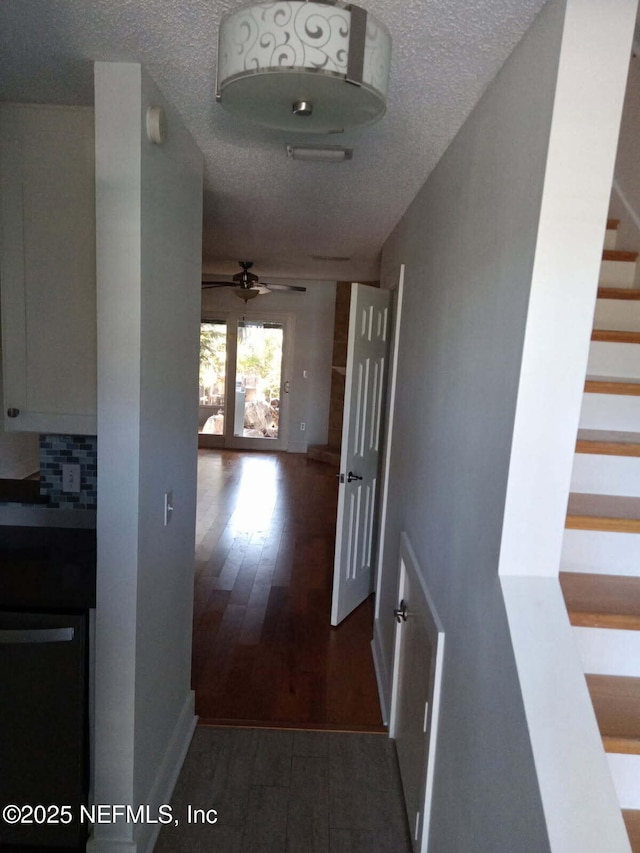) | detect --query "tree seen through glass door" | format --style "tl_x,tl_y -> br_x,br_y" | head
234,321 -> 283,439
198,320 -> 284,440
199,321 -> 227,435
